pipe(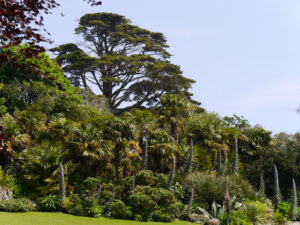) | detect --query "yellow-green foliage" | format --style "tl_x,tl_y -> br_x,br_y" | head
240,200 -> 273,224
